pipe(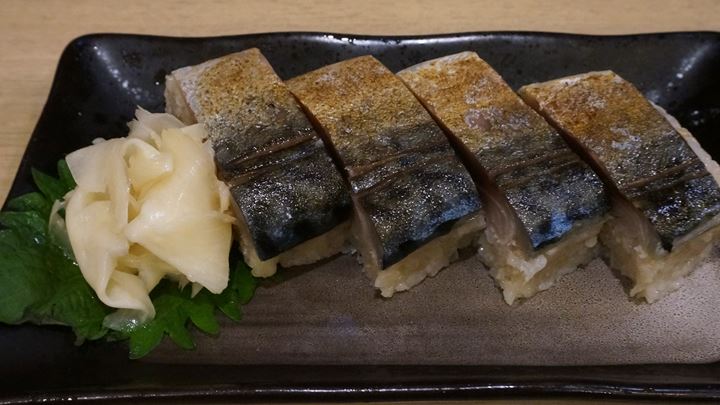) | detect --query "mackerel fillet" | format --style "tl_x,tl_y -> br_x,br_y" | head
165,49 -> 352,277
